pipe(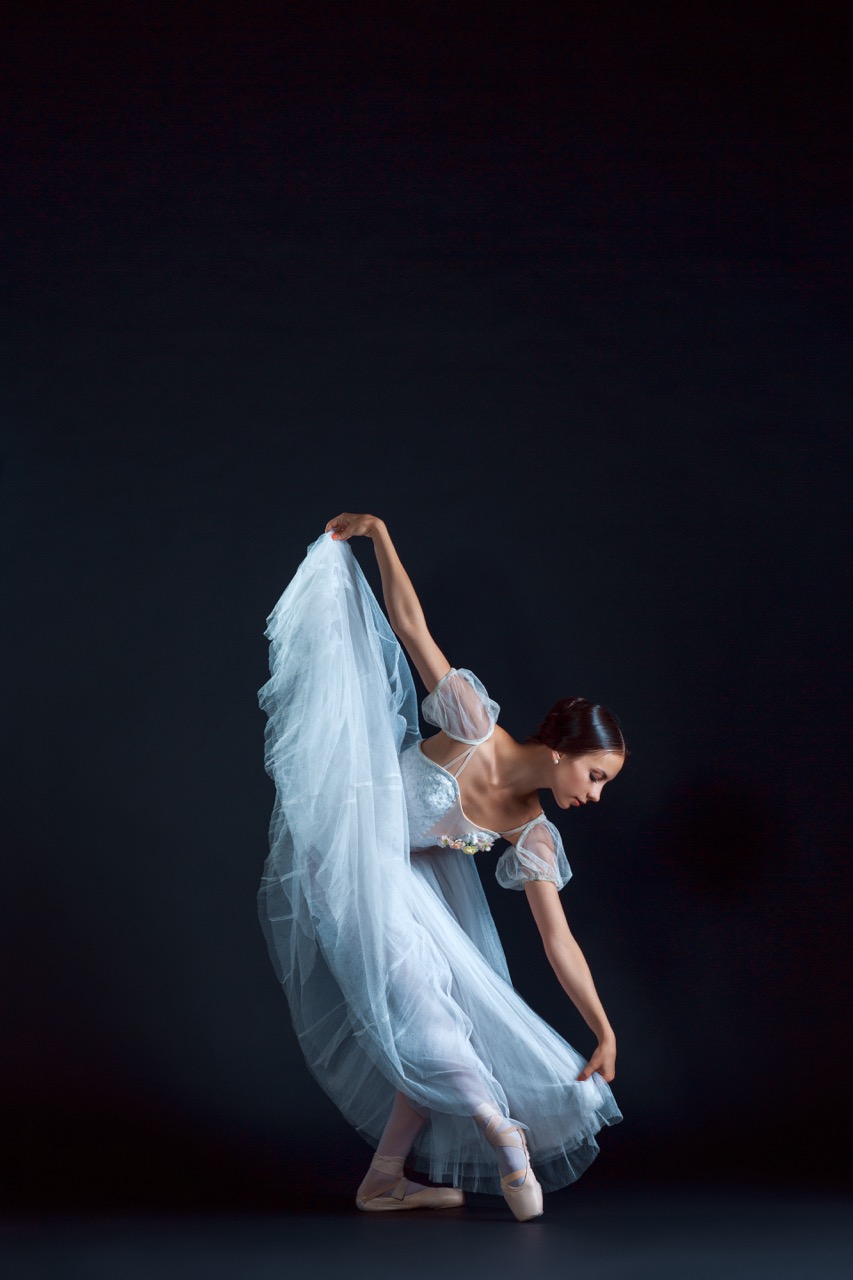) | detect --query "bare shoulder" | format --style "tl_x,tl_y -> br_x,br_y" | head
419,723 -> 505,775
491,723 -> 515,749
418,730 -> 454,765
